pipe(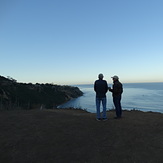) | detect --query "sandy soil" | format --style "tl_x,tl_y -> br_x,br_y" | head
0,109 -> 163,163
